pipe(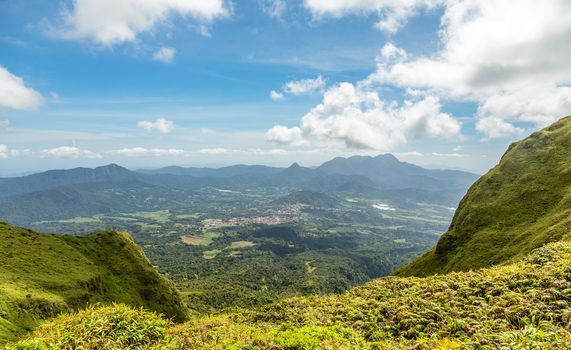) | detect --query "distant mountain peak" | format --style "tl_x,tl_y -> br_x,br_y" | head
288,162 -> 301,169
95,163 -> 129,171
375,153 -> 399,161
